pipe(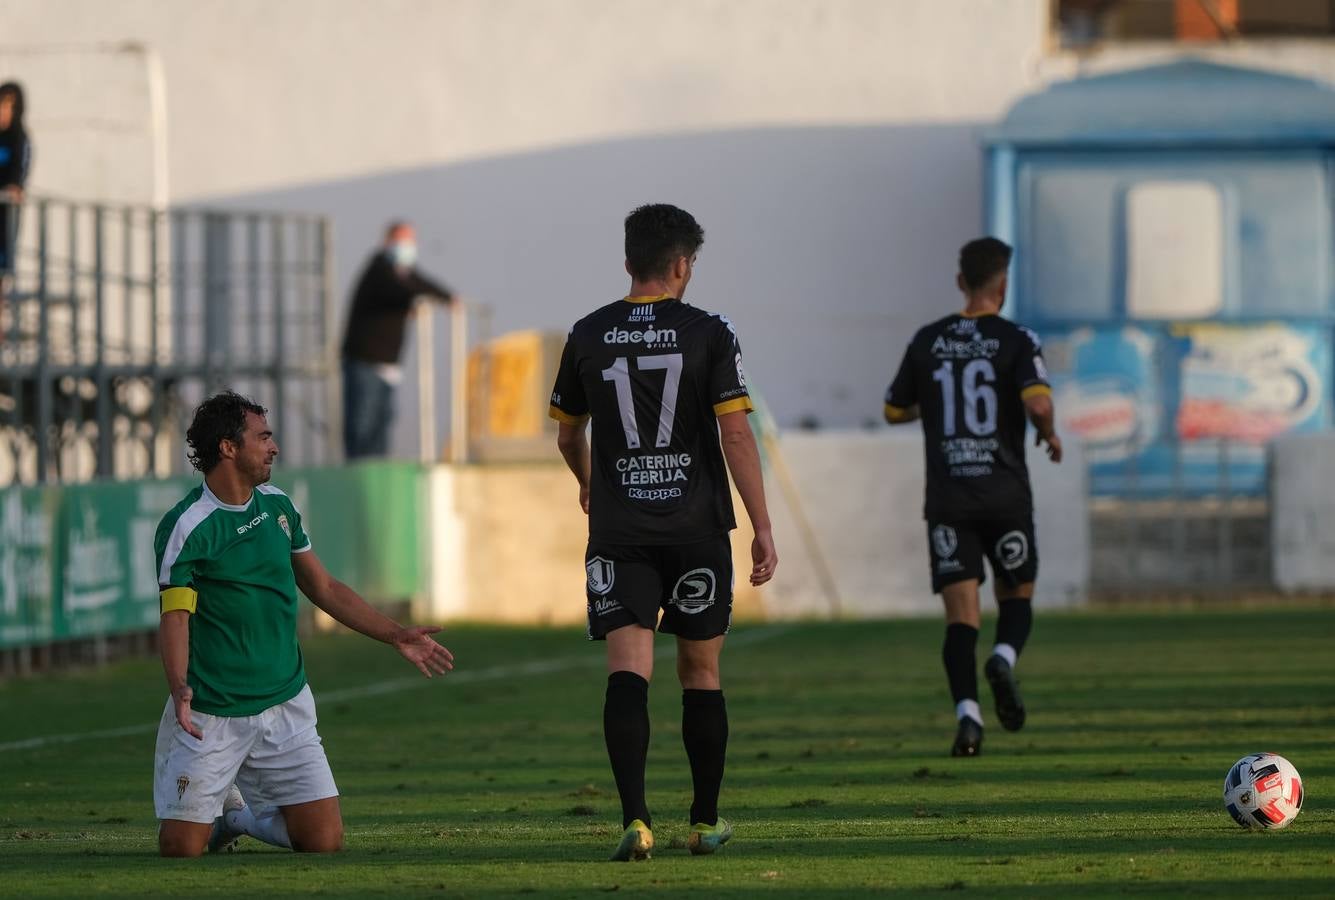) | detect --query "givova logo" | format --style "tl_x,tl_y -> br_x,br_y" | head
236,511 -> 271,535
